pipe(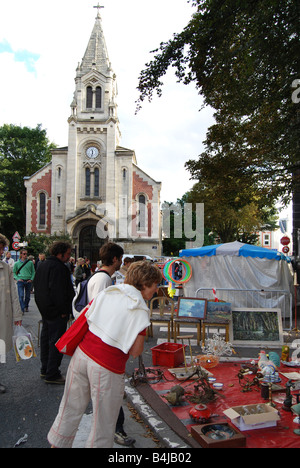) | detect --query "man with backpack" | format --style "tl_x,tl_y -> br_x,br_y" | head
87,244 -> 123,300
72,243 -> 123,319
